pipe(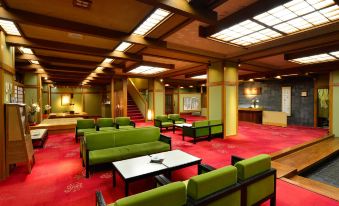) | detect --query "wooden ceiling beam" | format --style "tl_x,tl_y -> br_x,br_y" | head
199,0 -> 290,37
136,0 -> 217,24
7,36 -> 142,61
